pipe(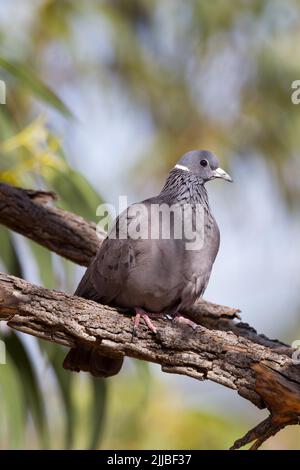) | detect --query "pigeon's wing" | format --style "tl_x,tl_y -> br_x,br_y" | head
75,262 -> 102,301
70,236 -> 125,379
90,204 -> 150,305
